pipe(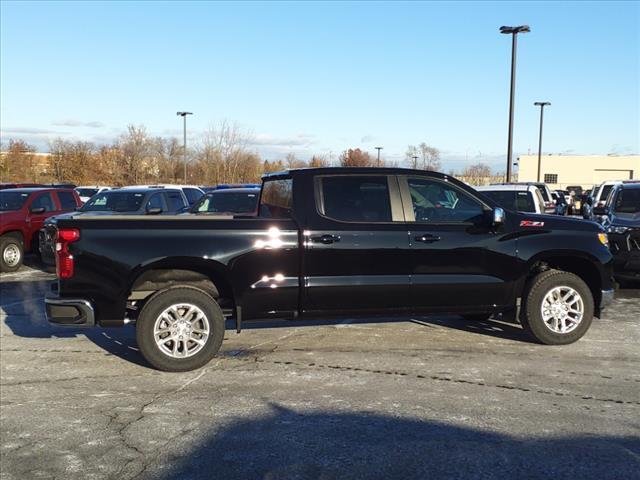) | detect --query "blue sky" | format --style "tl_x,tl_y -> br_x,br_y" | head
1,0 -> 638,171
